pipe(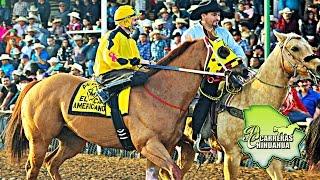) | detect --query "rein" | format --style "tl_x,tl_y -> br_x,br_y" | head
143,85 -> 187,112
